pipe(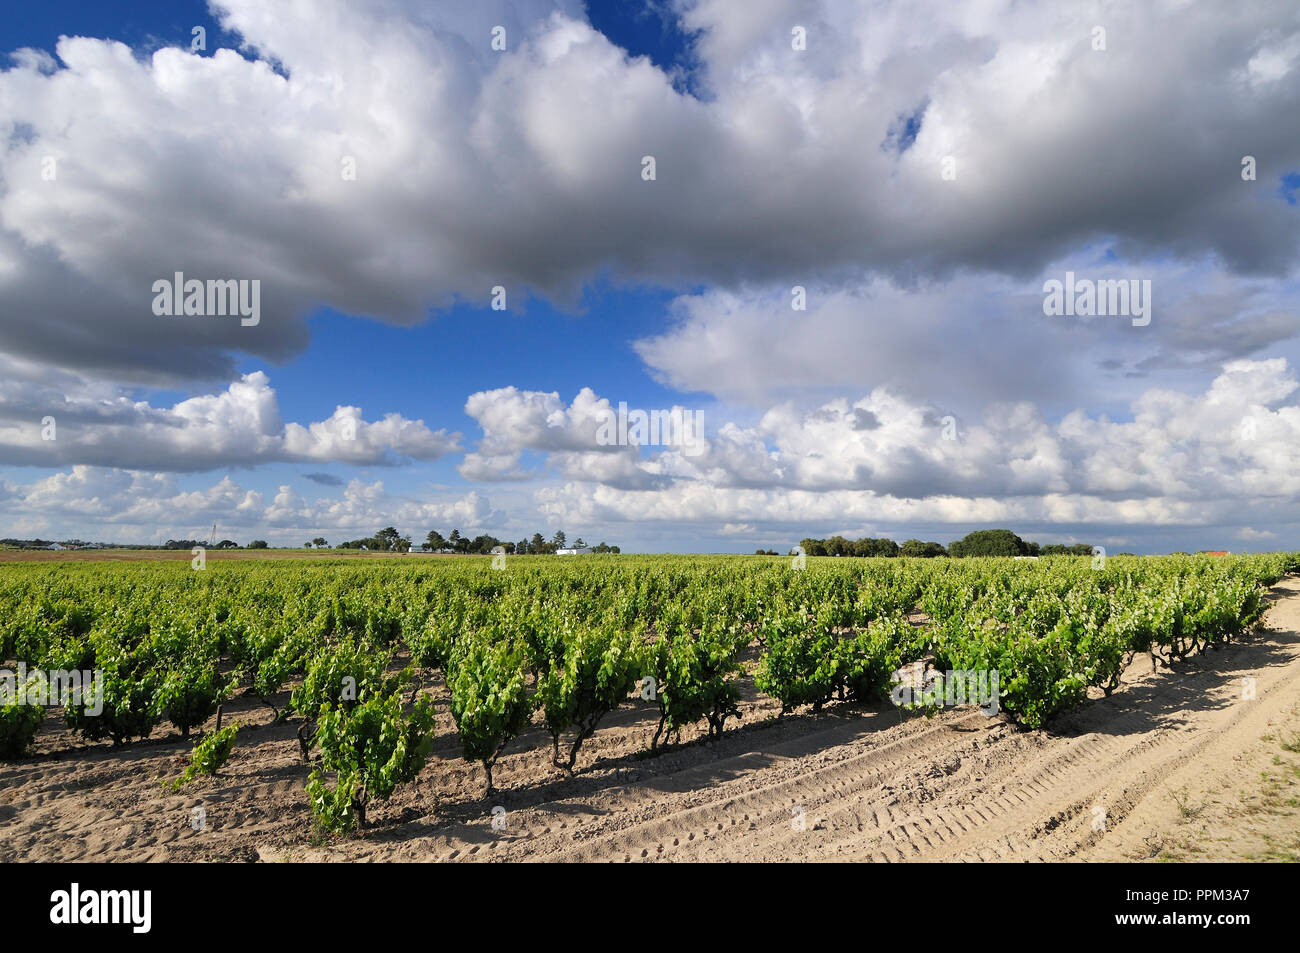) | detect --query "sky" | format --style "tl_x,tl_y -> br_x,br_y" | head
0,0 -> 1298,553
